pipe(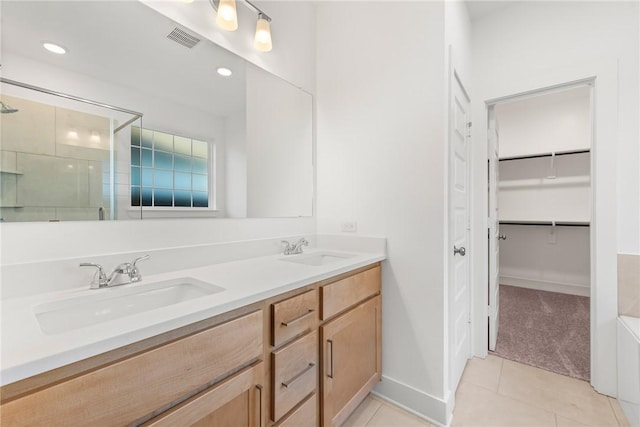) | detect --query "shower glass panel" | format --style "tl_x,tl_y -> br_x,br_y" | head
0,81 -> 142,222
